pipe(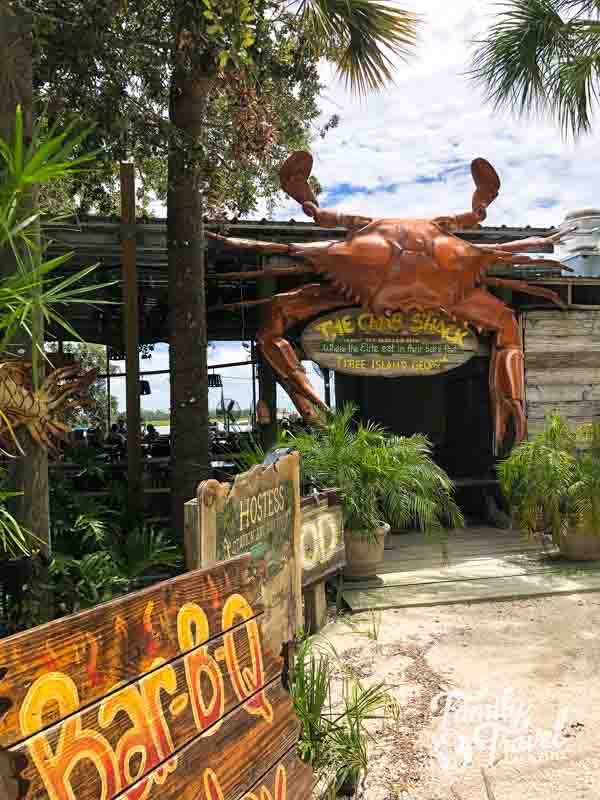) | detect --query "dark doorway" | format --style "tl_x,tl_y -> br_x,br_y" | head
334,356 -> 495,480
